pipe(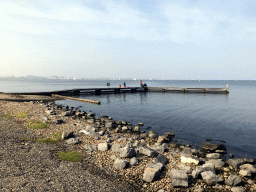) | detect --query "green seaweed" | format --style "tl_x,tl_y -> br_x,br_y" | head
55,151 -> 86,162
15,112 -> 28,118
36,133 -> 62,144
2,114 -> 14,118
26,120 -> 47,129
